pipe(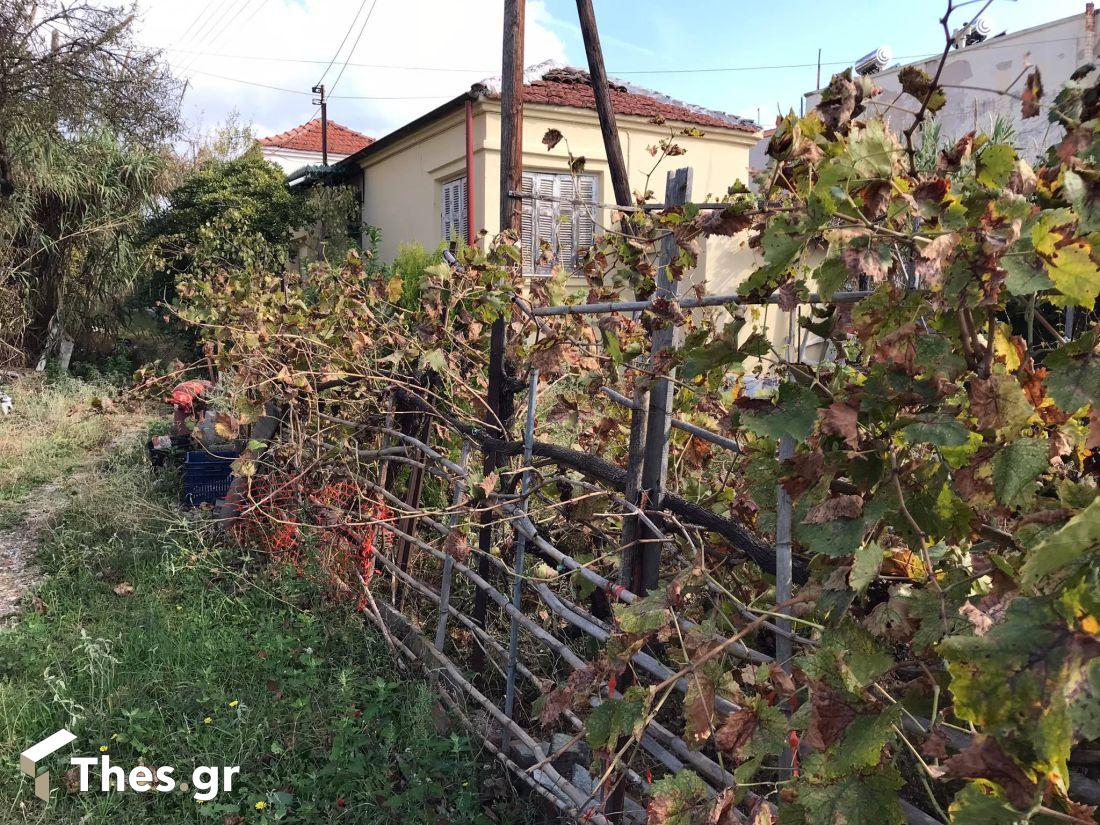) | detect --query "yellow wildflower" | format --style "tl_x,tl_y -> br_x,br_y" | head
99,745 -> 108,752
255,800 -> 267,810
229,700 -> 239,708
203,717 -> 212,725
